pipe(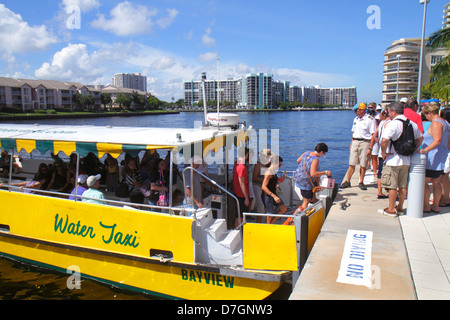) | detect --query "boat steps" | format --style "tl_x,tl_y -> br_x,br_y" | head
195,208 -> 243,266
